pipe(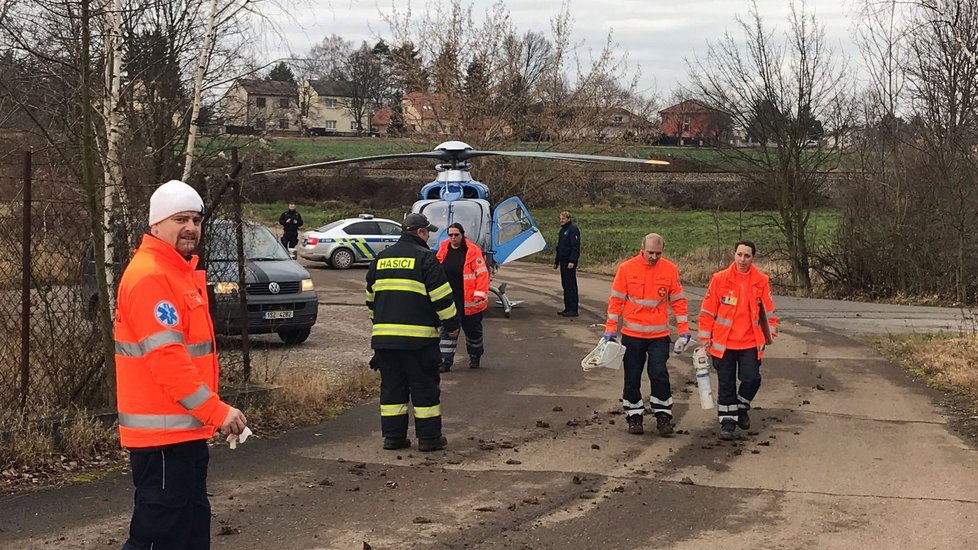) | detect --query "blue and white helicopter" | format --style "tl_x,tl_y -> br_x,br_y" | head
254,140 -> 668,316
